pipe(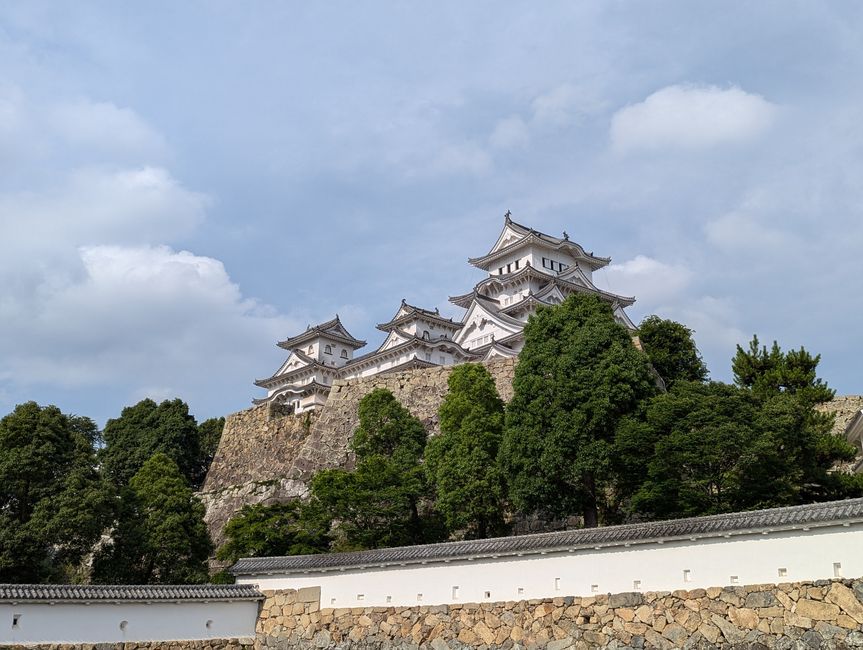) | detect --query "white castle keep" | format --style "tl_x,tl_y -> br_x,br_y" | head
253,214 -> 636,413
